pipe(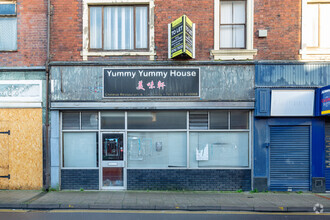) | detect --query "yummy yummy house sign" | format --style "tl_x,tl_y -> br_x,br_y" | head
103,68 -> 200,97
